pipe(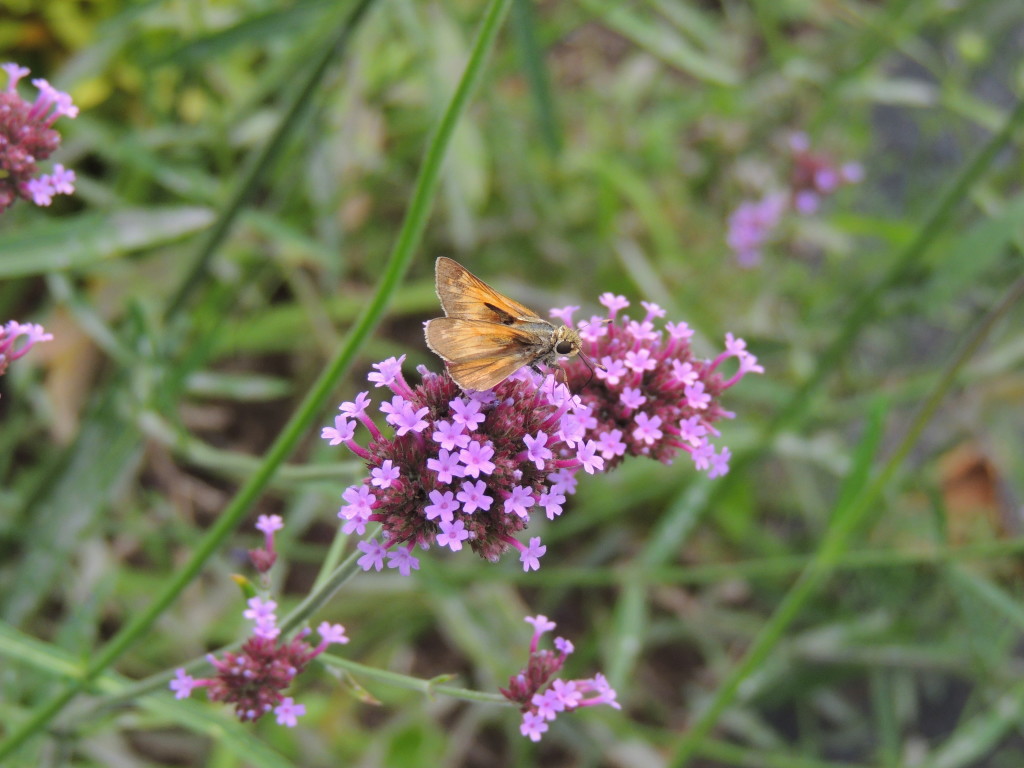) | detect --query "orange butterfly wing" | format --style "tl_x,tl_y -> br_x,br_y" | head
434,256 -> 542,323
424,317 -> 541,390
